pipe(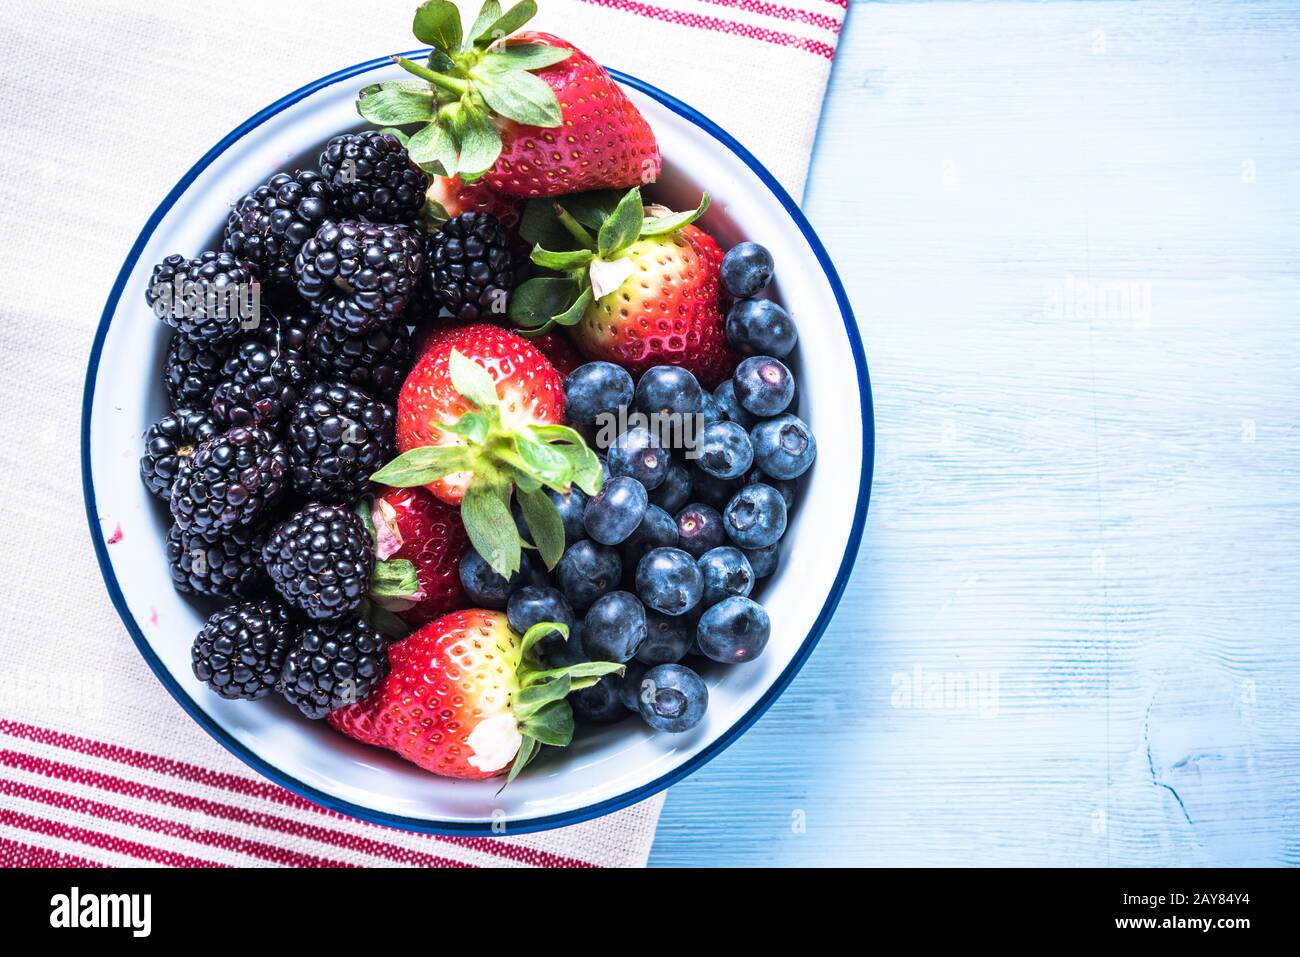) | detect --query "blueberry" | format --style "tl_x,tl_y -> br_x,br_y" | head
723,483 -> 787,549
649,462 -> 693,514
725,298 -> 797,358
564,361 -> 634,425
700,390 -> 725,425
550,486 -> 590,542
556,539 -> 622,611
582,591 -> 648,662
732,356 -> 794,417
637,609 -> 695,664
746,469 -> 796,510
542,620 -> 589,667
634,365 -> 702,416
720,242 -> 774,299
712,379 -> 755,430
637,663 -> 708,733
696,596 -> 770,664
583,475 -> 648,545
689,467 -> 741,510
696,421 -> 753,480
743,542 -> 781,578
635,546 -> 704,616
750,413 -> 817,480
697,546 -> 755,606
618,659 -> 651,710
459,549 -> 540,609
506,585 -> 573,646
675,502 -> 727,557
571,674 -> 630,723
607,426 -> 669,490
620,505 -> 679,567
